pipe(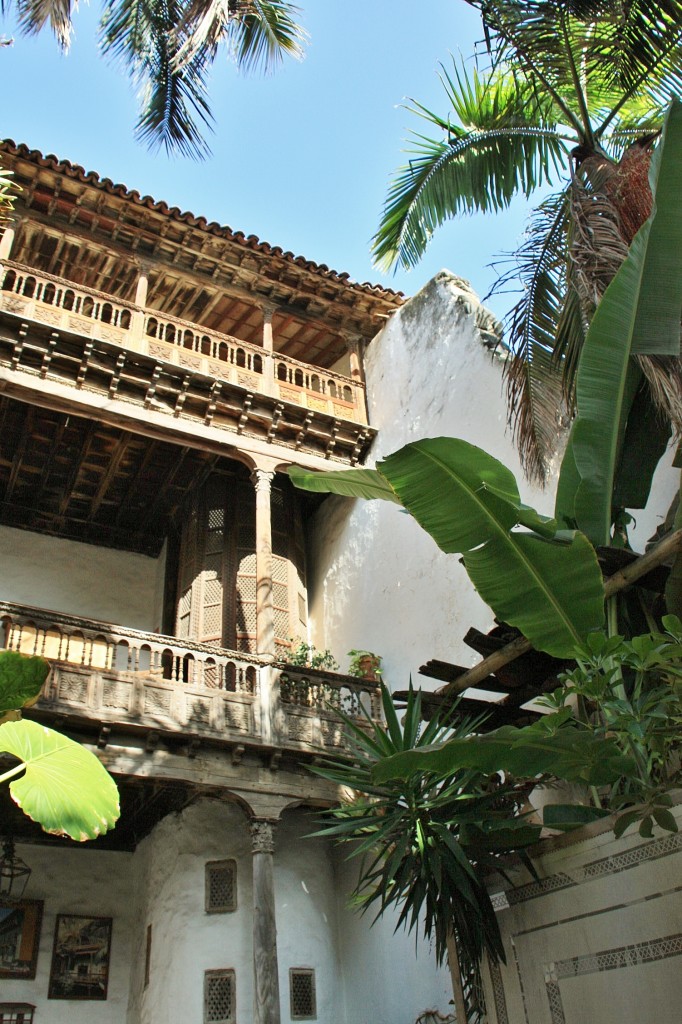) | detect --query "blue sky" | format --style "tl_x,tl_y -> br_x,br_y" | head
0,1 -> 541,320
